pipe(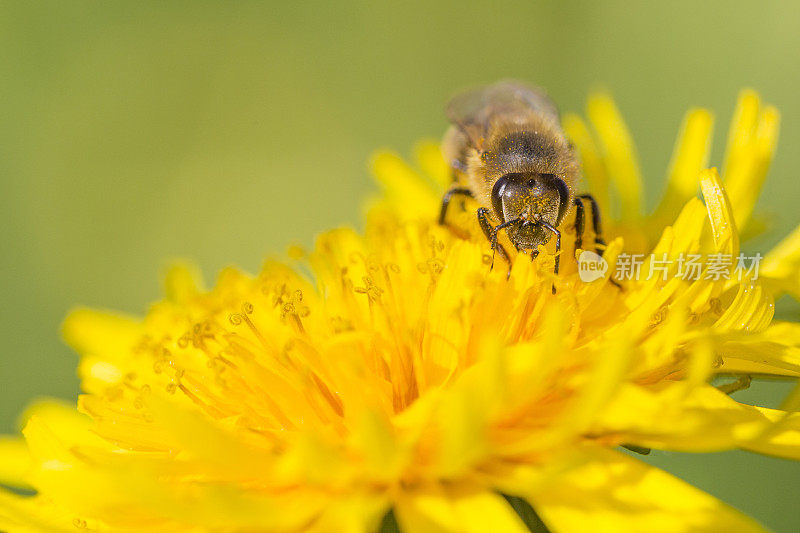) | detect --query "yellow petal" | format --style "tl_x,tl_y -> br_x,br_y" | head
700,167 -> 739,257
20,410 -> 325,531
779,380 -> 800,412
370,150 -> 440,219
723,89 -> 760,175
591,383 -> 746,452
432,369 -> 492,477
562,113 -> 610,215
61,308 -> 142,364
349,409 -> 401,480
761,222 -> 800,300
715,321 -> 800,378
586,92 -> 643,221
713,280 -> 774,334
722,90 -> 780,230
162,262 -> 203,304
742,407 -> 800,460
594,382 -> 800,460
686,337 -> 715,388
0,491 -> 81,533
396,489 -> 529,533
527,447 -> 765,533
144,395 -> 276,480
650,108 -> 714,227
18,400 -> 107,452
0,438 -> 33,490
715,357 -> 800,378
308,494 -> 389,533
564,331 -> 633,433
415,140 -> 451,191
